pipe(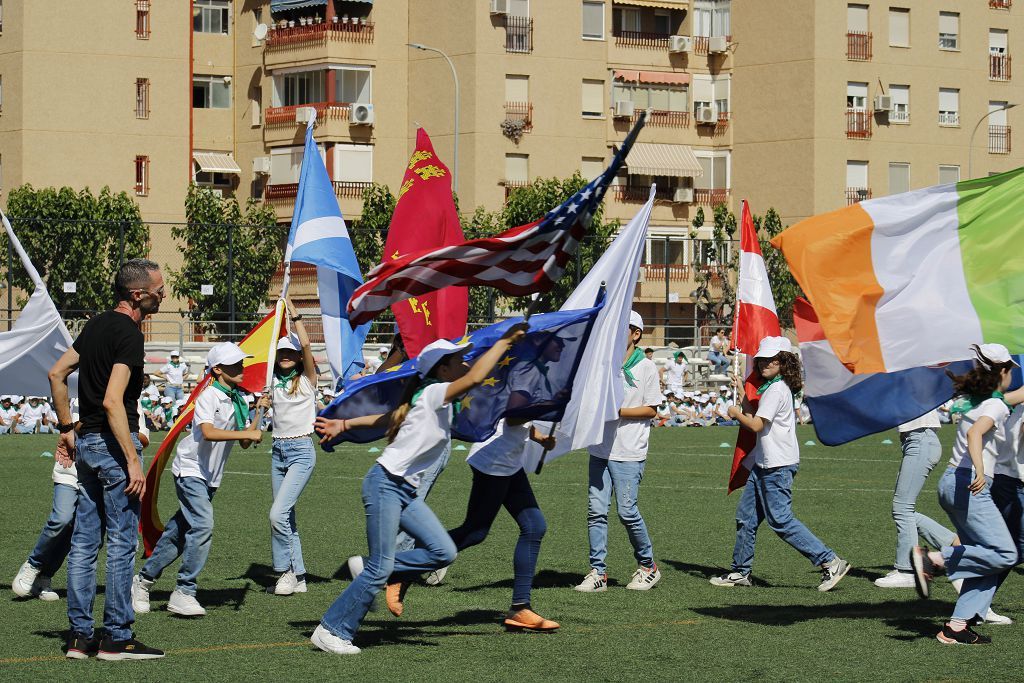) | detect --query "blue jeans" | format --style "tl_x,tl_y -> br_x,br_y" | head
731,464 -> 835,574
938,467 -> 1017,621
321,464 -> 457,641
708,351 -> 729,375
140,476 -> 217,597
67,432 -> 143,642
991,474 -> 1024,591
164,385 -> 184,403
892,429 -> 954,570
270,437 -> 316,575
395,443 -> 450,553
27,483 -> 78,578
587,456 -> 654,574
